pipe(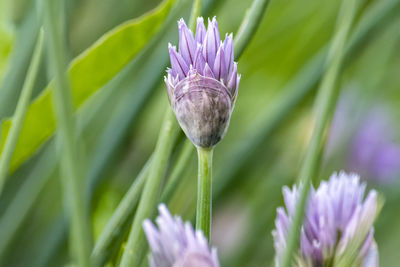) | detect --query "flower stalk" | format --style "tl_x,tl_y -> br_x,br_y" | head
42,0 -> 92,266
196,147 -> 214,240
119,109 -> 179,267
0,29 -> 44,196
